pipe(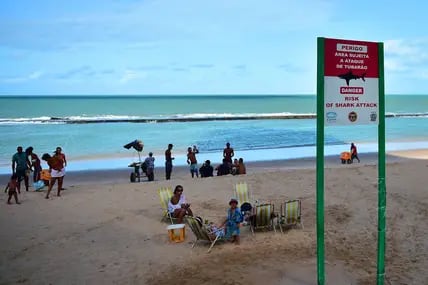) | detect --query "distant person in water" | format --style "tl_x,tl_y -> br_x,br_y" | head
350,143 -> 360,163
223,142 -> 234,164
